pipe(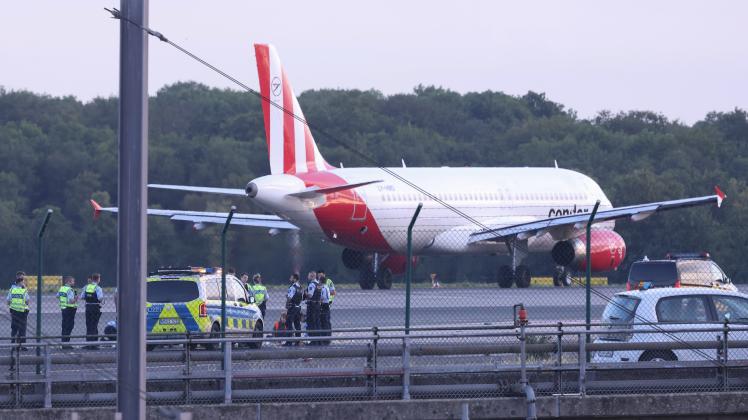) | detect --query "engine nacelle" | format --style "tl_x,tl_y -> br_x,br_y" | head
551,230 -> 626,272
